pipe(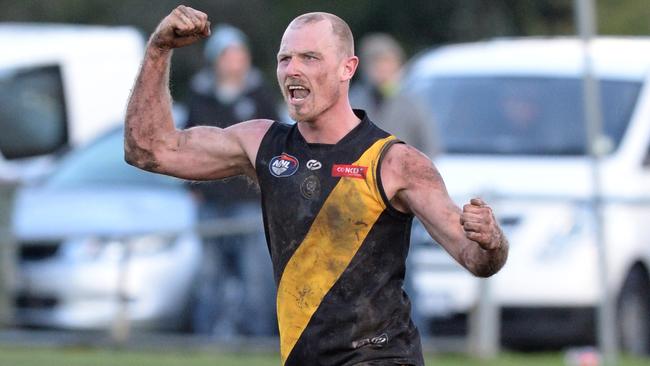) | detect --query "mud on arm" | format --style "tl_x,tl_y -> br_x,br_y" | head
383,144 -> 509,277
124,6 -> 259,181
